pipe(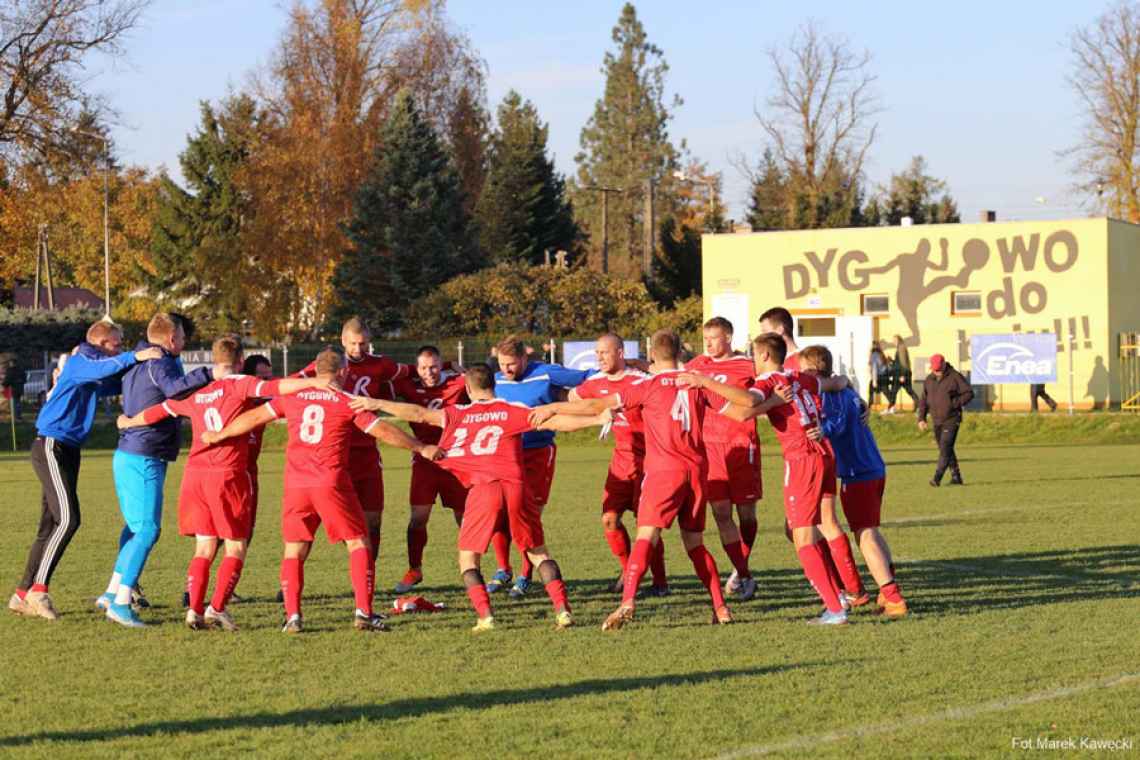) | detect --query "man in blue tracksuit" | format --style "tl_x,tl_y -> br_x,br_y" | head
9,321 -> 161,620
98,313 -> 213,627
804,345 -> 908,618
489,336 -> 592,597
